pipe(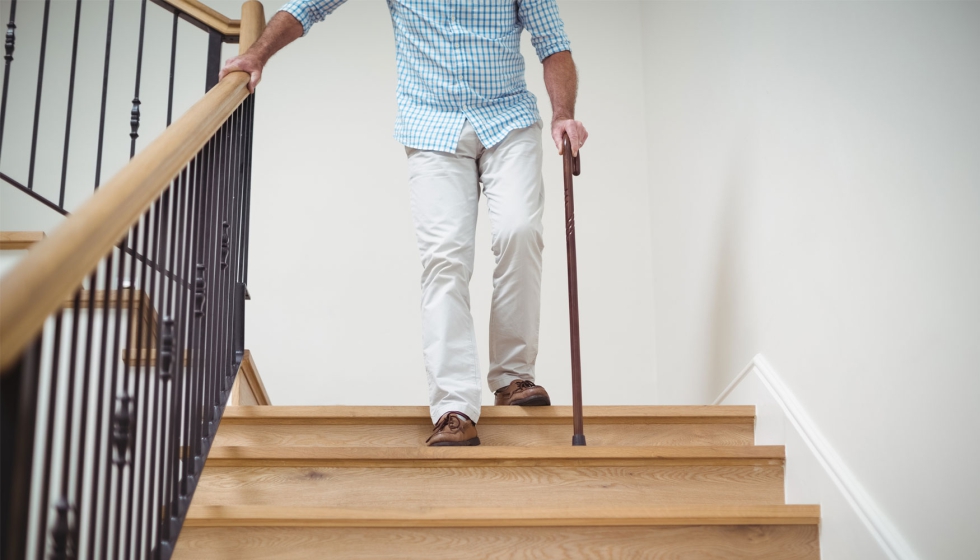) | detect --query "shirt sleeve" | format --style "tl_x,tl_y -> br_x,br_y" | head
278,0 -> 350,36
518,0 -> 572,62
